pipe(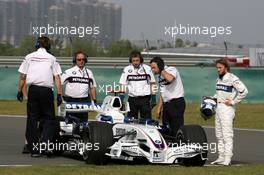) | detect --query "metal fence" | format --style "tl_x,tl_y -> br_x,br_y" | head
0,56 -> 216,68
